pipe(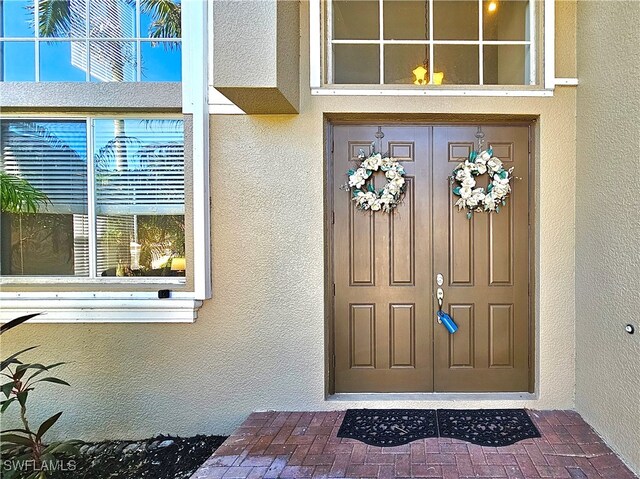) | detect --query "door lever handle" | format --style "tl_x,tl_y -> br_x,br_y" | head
436,288 -> 444,316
